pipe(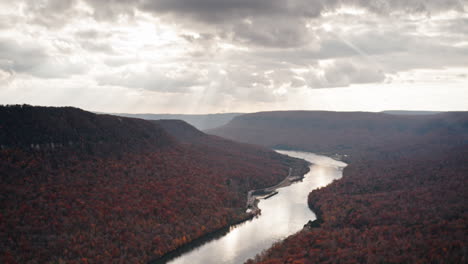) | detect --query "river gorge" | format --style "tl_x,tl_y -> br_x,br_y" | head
158,150 -> 347,264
